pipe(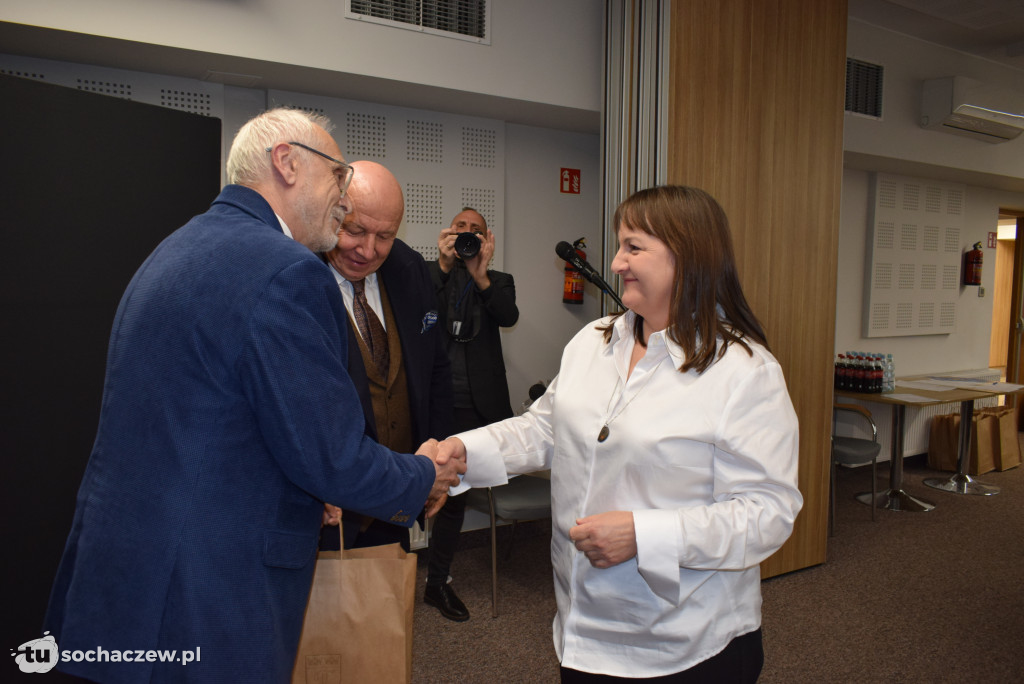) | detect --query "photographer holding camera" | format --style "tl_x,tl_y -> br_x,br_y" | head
425,207 -> 519,621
